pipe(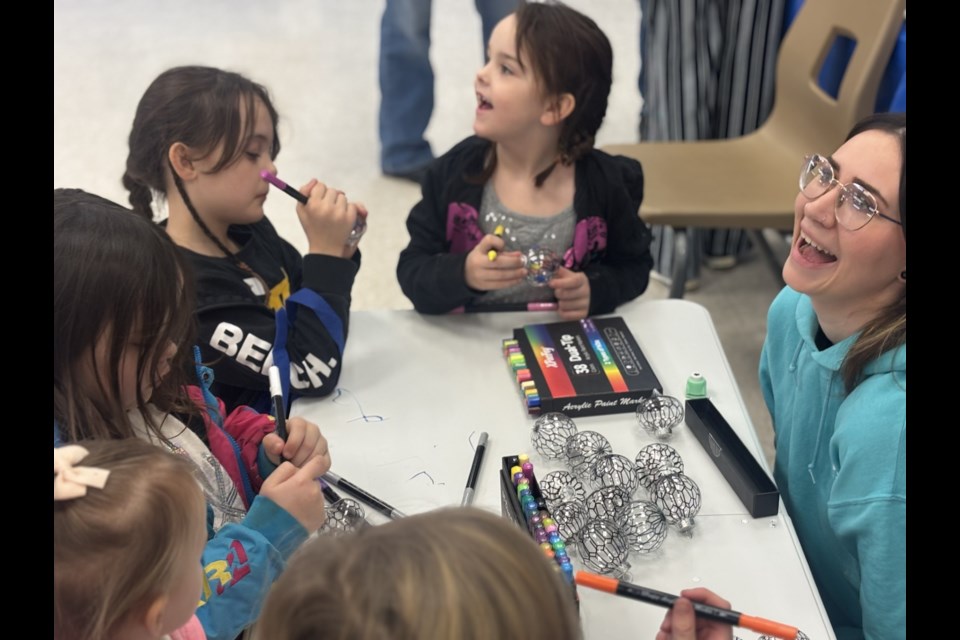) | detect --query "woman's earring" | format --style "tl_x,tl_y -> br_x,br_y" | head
900,270 -> 907,281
